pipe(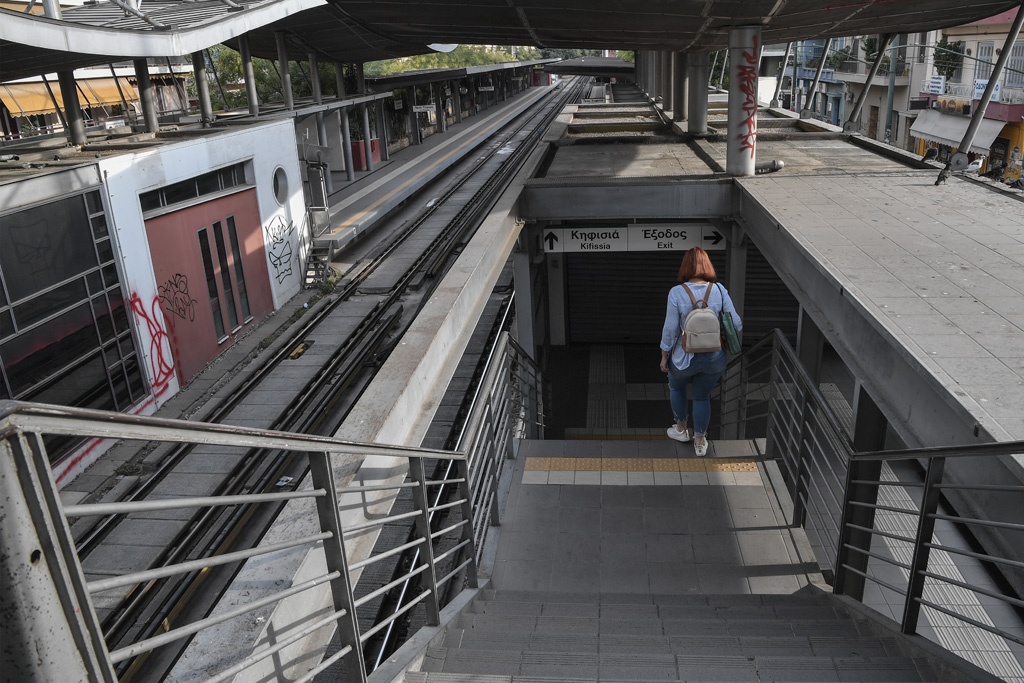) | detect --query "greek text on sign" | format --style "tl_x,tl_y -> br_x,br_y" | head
542,224 -> 725,253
